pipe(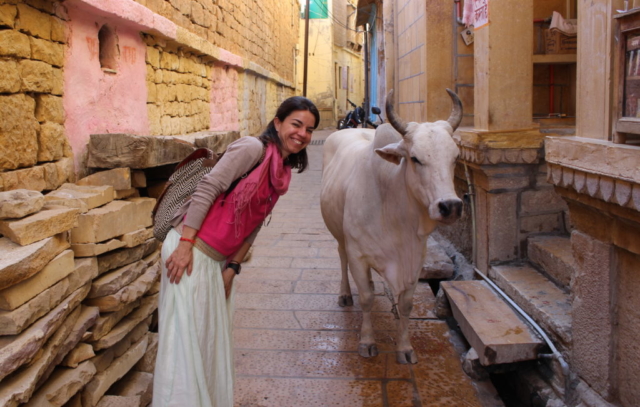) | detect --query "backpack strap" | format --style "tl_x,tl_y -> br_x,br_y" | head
222,143 -> 267,202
